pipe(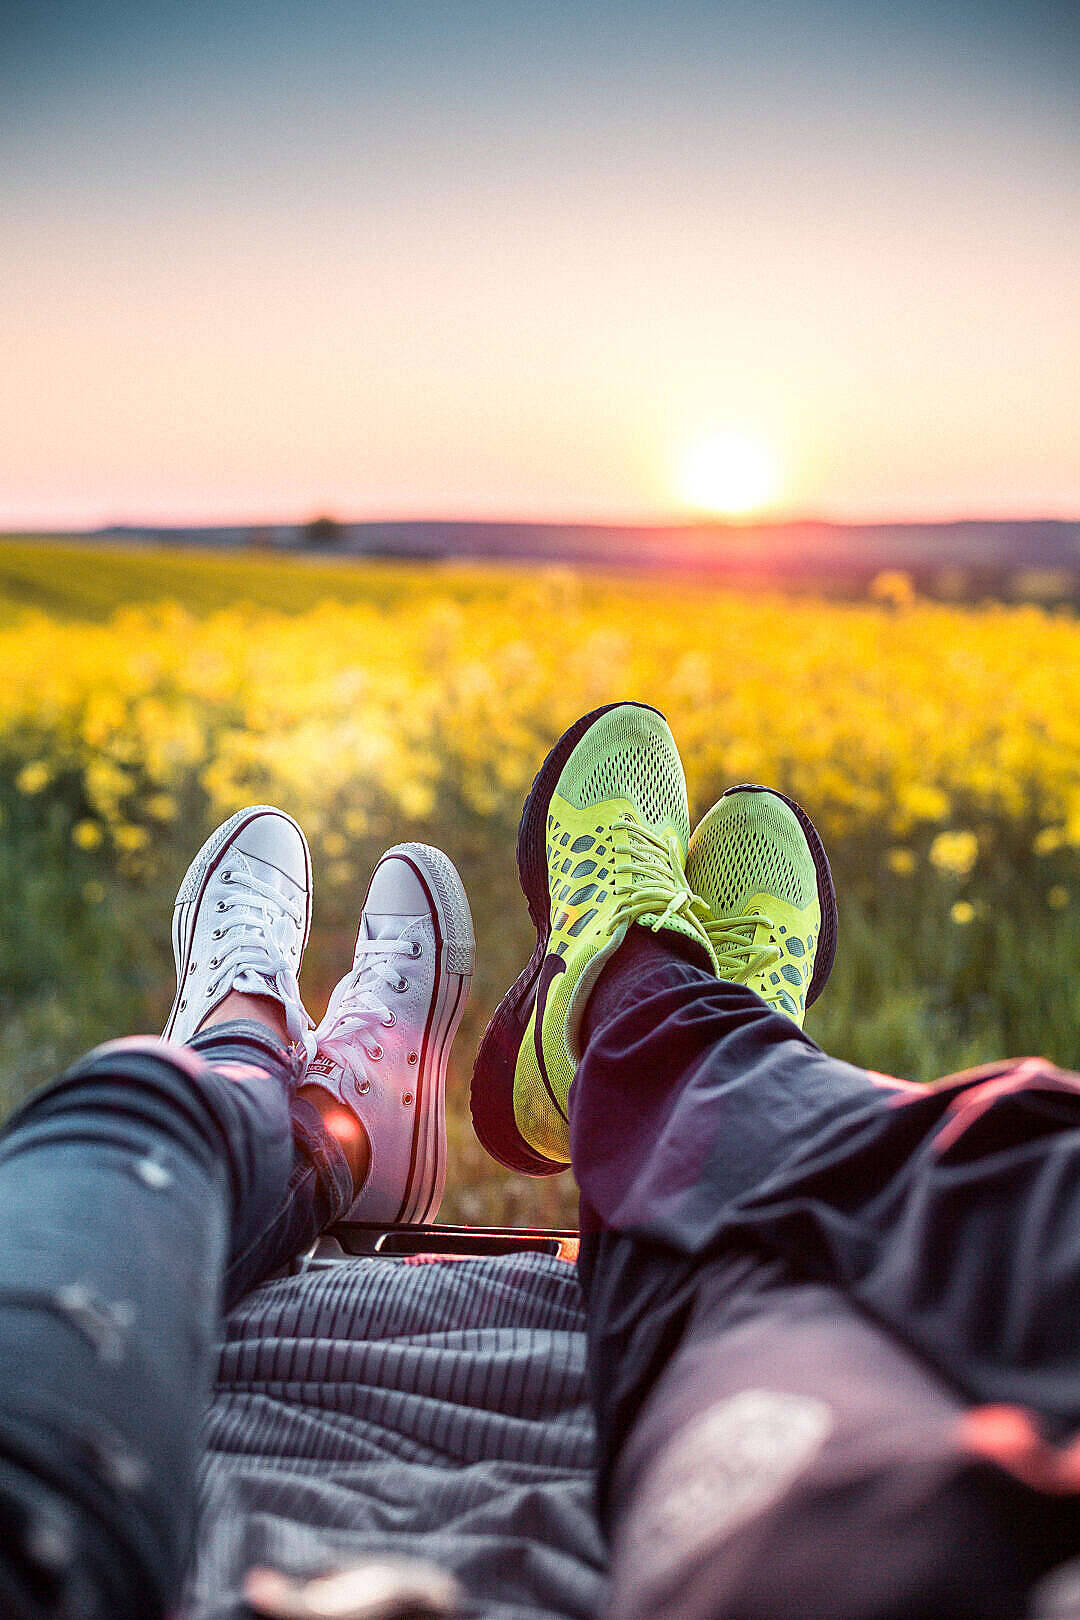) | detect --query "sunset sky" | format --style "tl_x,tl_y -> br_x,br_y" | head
2,1 -> 1077,528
